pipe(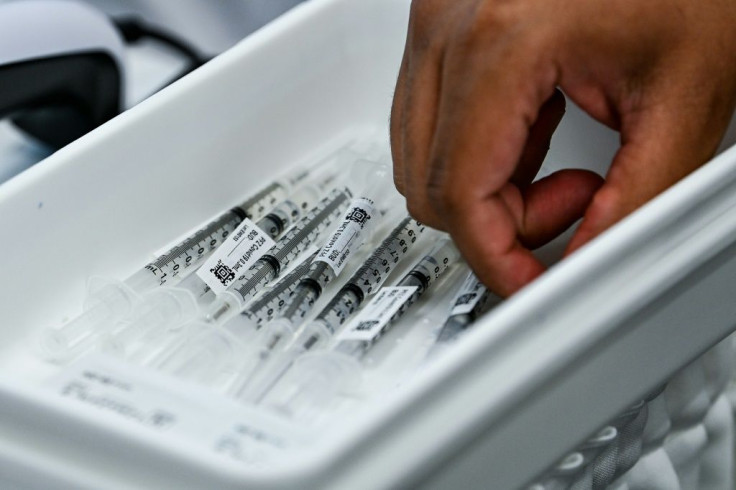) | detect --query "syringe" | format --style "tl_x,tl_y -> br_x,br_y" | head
236,216 -> 426,402
138,187 -> 353,376
260,237 -> 460,421
426,269 -> 499,359
99,184 -> 327,360
106,251 -> 319,369
203,186 -> 353,325
121,156 -> 390,344
236,250 -> 320,329
37,176 -> 302,363
223,171 -> 396,396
